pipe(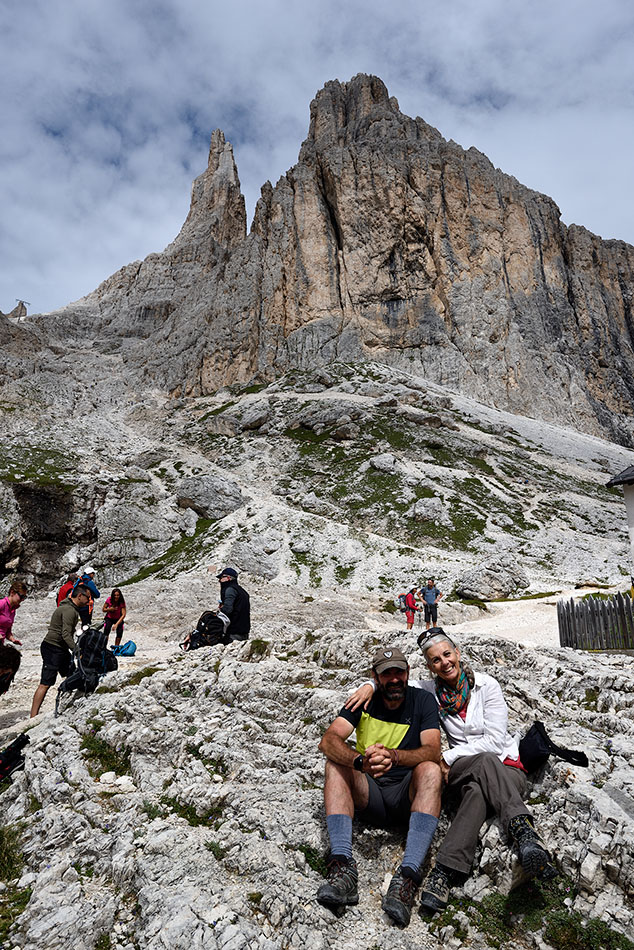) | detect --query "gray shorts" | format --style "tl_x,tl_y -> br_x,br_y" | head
357,771 -> 413,827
